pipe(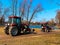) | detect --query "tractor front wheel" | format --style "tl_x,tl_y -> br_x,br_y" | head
4,26 -> 9,35
4,29 -> 9,35
9,27 -> 18,36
